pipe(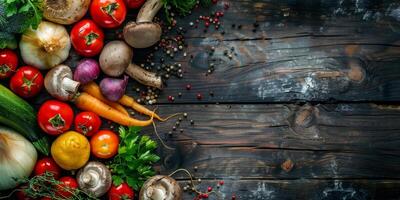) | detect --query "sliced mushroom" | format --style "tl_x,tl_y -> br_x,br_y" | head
43,0 -> 91,25
139,175 -> 182,200
123,0 -> 163,48
44,65 -> 80,101
77,161 -> 112,197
